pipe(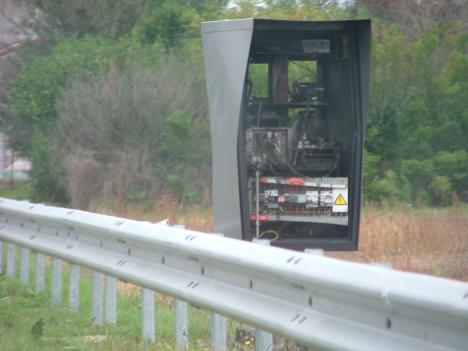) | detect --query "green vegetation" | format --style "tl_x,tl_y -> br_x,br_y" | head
365,24 -> 467,205
4,0 -> 467,207
0,184 -> 32,201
